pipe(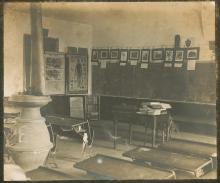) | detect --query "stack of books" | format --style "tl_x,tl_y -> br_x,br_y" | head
139,102 -> 171,115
